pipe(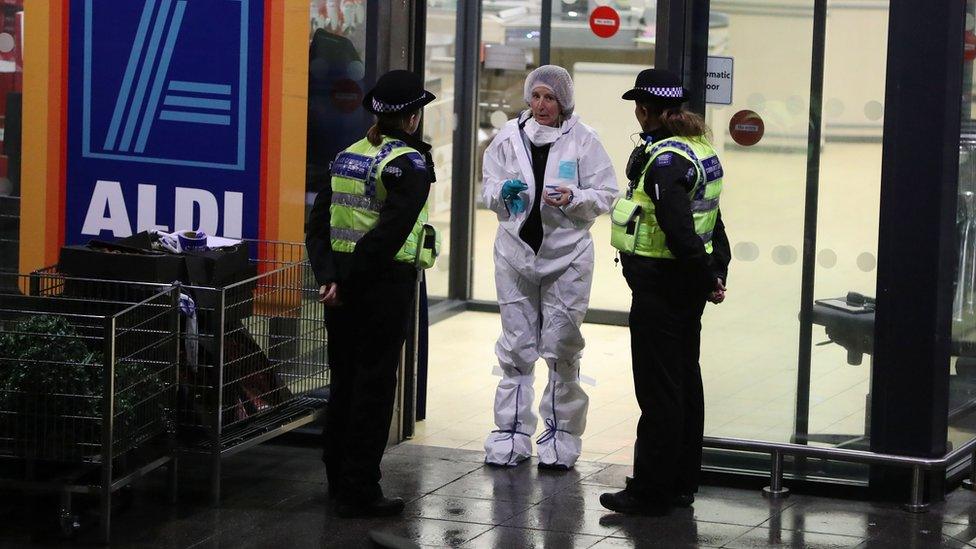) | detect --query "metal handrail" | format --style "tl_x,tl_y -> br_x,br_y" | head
702,435 -> 976,512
